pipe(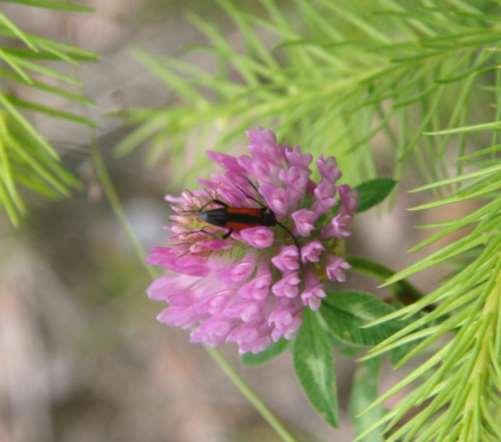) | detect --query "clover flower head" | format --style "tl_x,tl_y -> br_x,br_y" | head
147,128 -> 357,354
